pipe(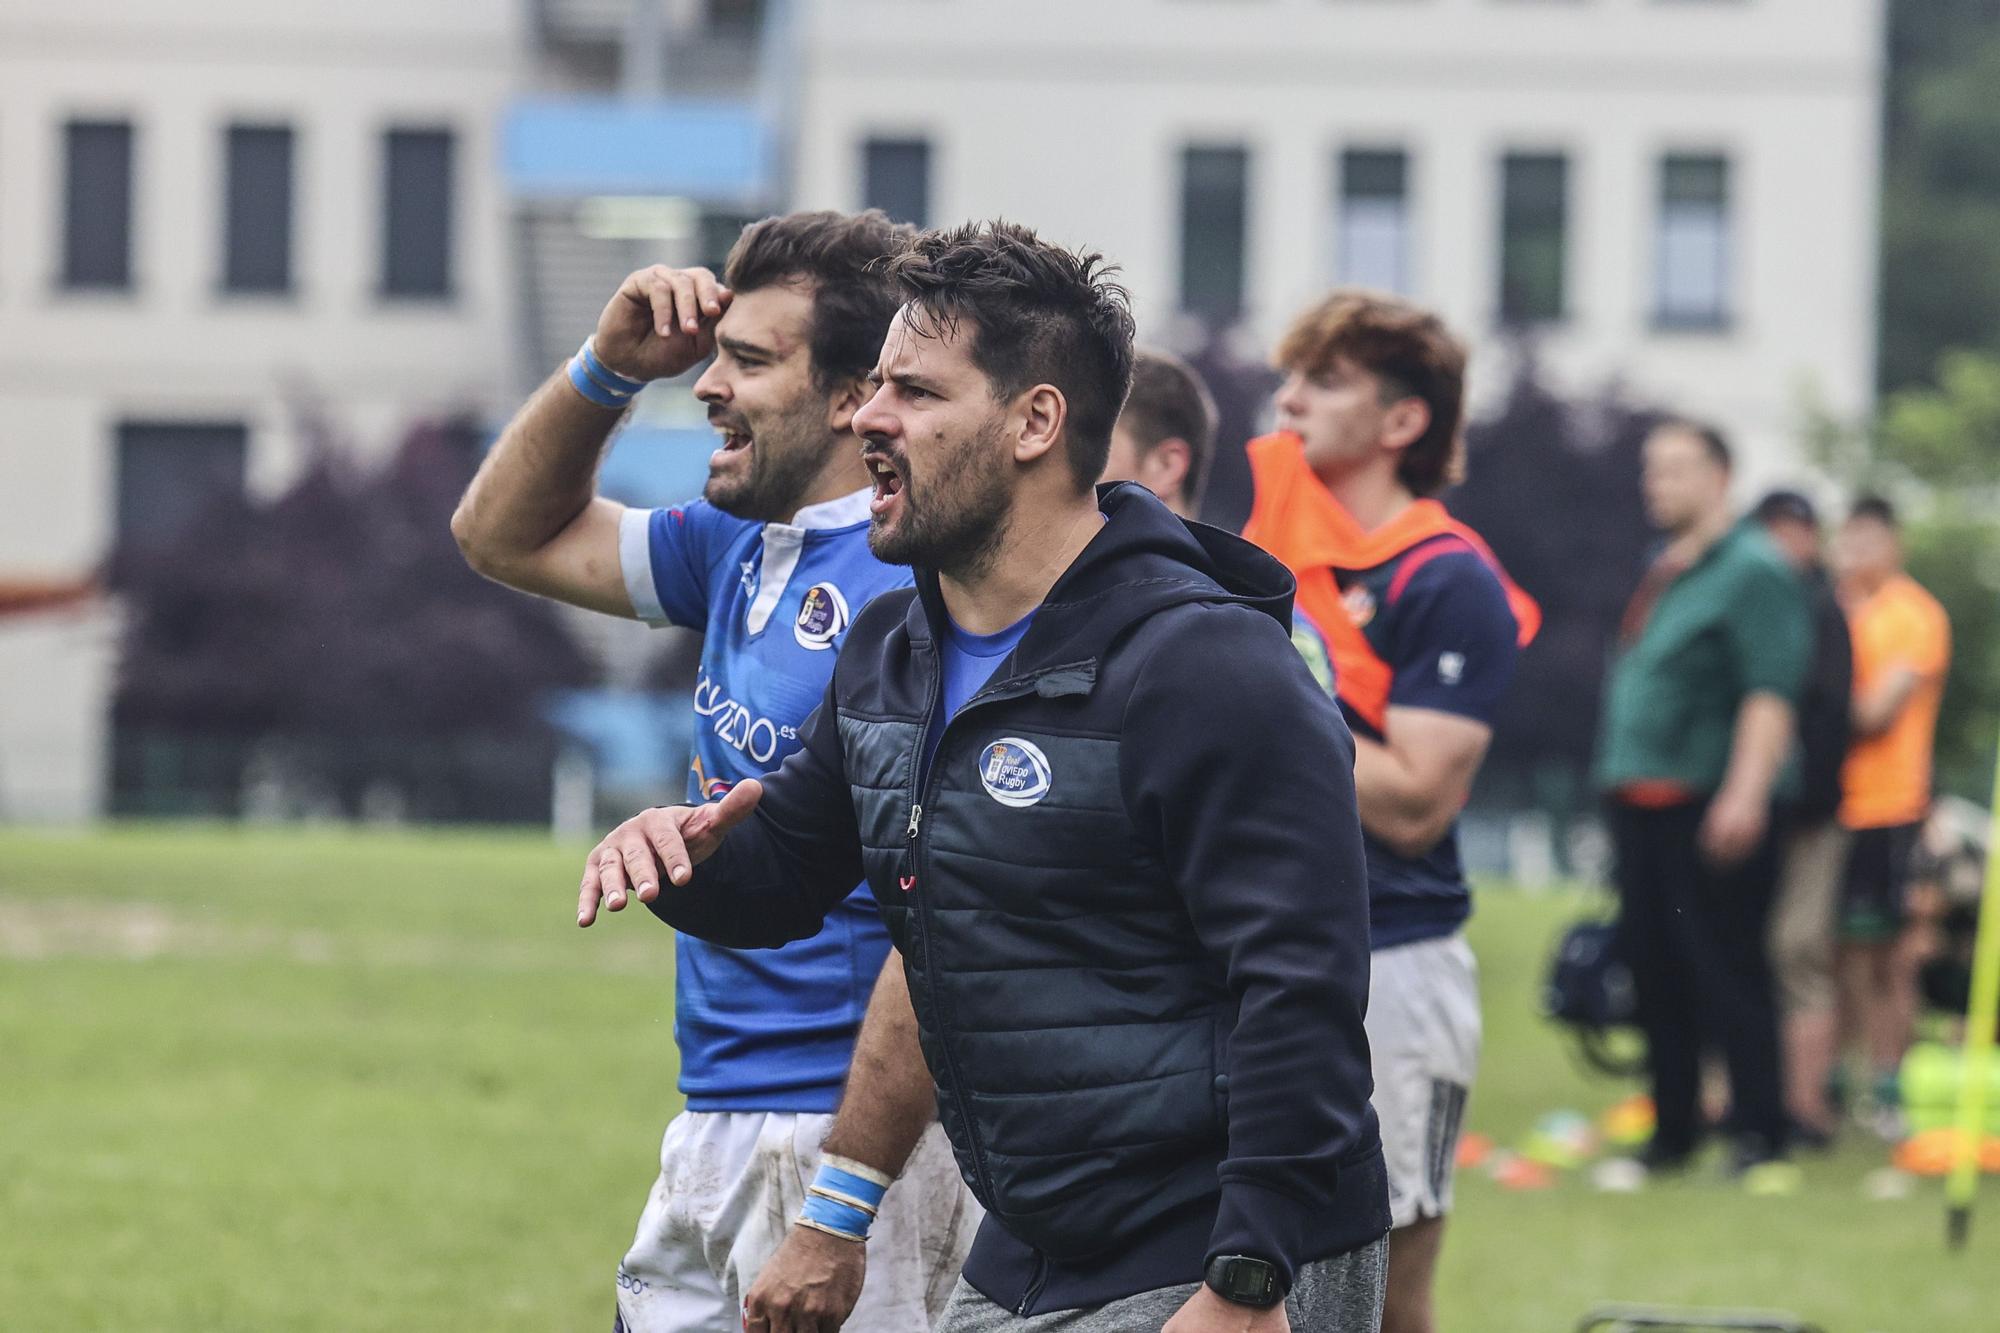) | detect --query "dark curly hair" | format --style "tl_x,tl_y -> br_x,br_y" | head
881,220 -> 1136,491
723,210 -> 918,393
